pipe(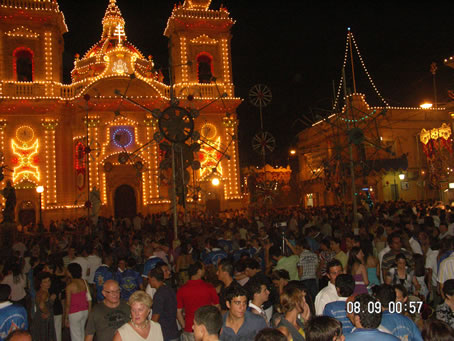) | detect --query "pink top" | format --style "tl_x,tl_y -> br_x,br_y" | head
69,291 -> 88,314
